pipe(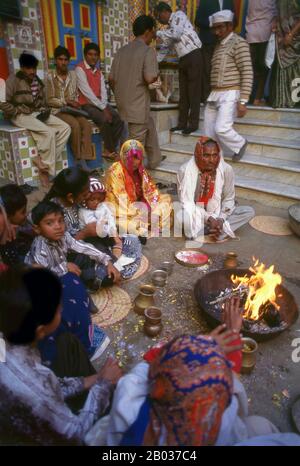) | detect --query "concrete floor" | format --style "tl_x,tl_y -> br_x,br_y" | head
8,184 -> 300,434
